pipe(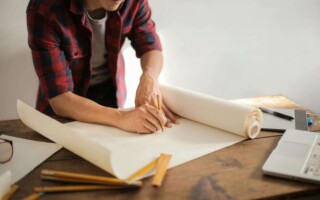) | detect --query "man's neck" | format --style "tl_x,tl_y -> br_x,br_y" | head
86,8 -> 106,20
